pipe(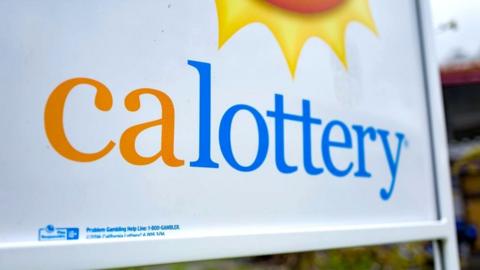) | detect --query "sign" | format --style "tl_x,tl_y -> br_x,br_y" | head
0,1 -> 459,269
